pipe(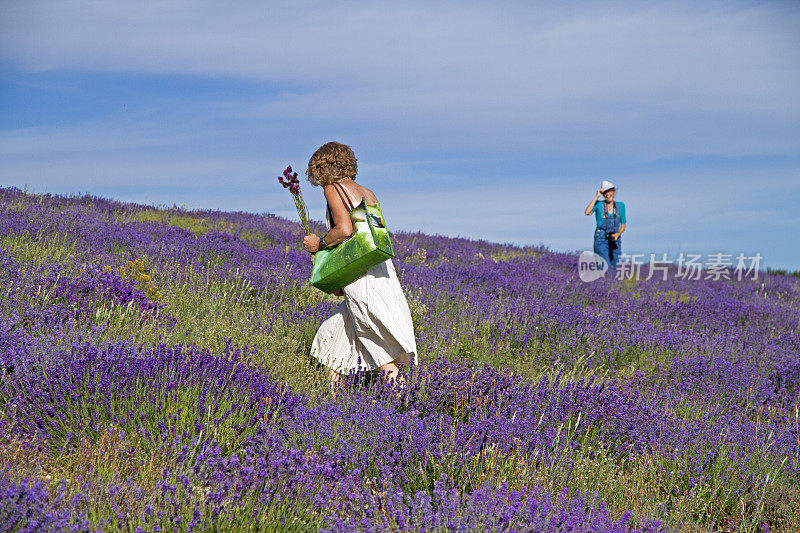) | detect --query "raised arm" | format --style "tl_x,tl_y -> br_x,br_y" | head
585,189 -> 603,215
